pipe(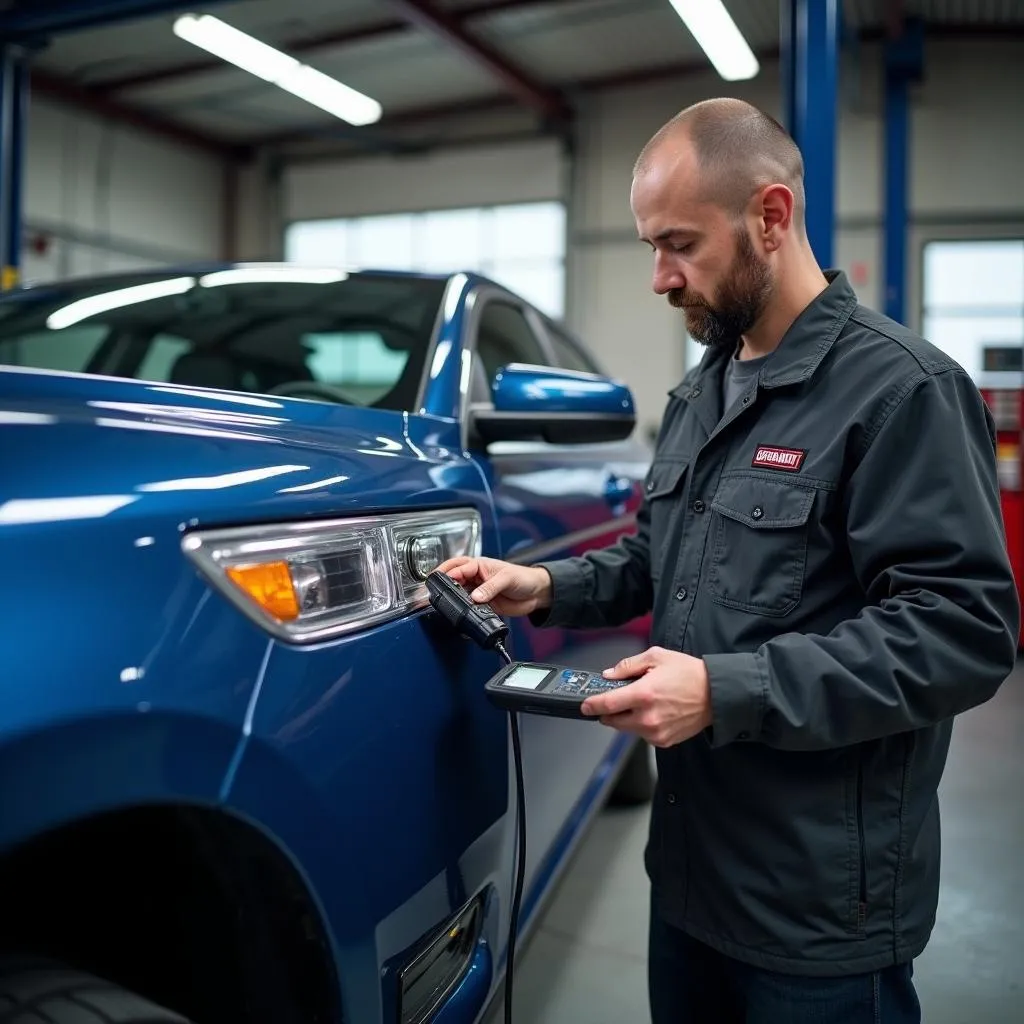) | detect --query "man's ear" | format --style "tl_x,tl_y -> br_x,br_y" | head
758,184 -> 794,252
